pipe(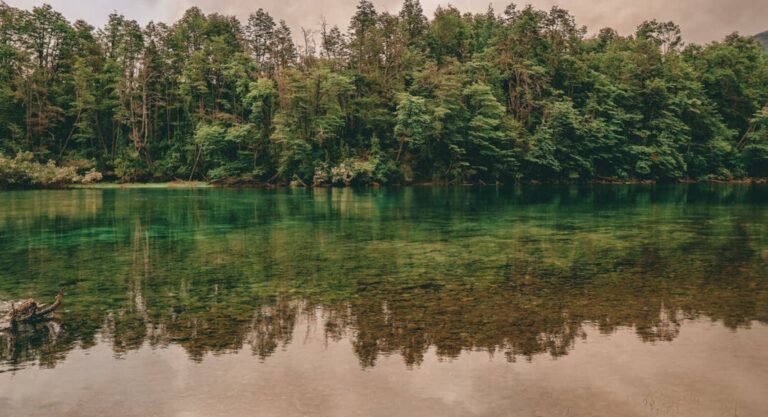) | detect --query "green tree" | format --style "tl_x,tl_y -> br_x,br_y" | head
0,1 -> 766,185
394,92 -> 429,163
